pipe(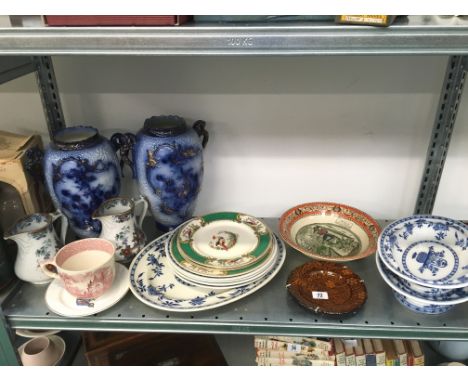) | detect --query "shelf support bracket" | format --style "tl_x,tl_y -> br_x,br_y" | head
414,55 -> 467,215
32,56 -> 66,138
